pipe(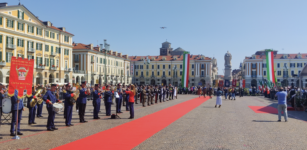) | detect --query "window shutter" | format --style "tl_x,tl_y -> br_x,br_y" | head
12,20 -> 14,28
59,48 -> 61,53
0,35 -> 2,43
22,40 -> 24,47
11,37 -> 13,44
0,52 -> 2,60
22,23 -> 24,30
17,39 -> 19,46
36,43 -> 38,50
36,57 -> 38,66
18,10 -> 20,18
18,22 -> 19,30
22,12 -> 24,20
0,17 -> 2,25
6,52 -> 8,62
40,57 -> 42,64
